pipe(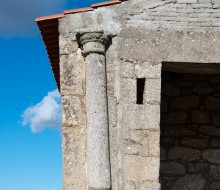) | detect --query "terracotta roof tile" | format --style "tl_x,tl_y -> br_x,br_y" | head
35,13 -> 64,22
91,0 -> 121,8
64,7 -> 94,15
36,0 -> 125,90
